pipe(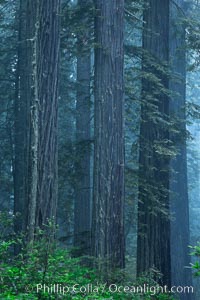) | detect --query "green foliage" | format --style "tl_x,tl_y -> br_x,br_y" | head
0,241 -> 174,299
190,242 -> 200,277
0,214 -> 173,300
0,228 -> 93,299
